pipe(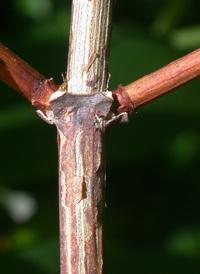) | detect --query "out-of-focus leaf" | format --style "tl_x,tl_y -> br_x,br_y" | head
164,227 -> 200,257
150,0 -> 188,37
11,227 -> 39,249
170,25 -> 200,50
29,10 -> 71,43
13,0 -> 53,21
